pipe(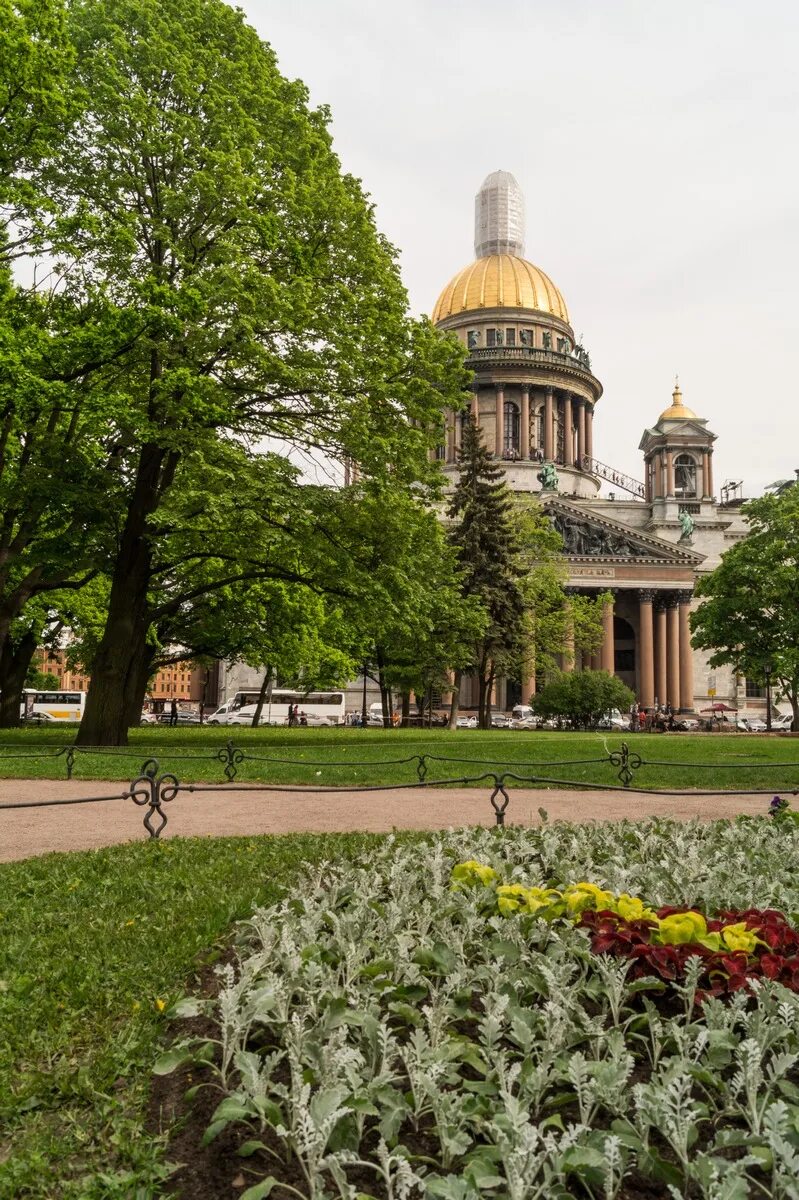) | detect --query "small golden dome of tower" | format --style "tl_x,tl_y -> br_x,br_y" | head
659,377 -> 697,421
432,254 -> 569,324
